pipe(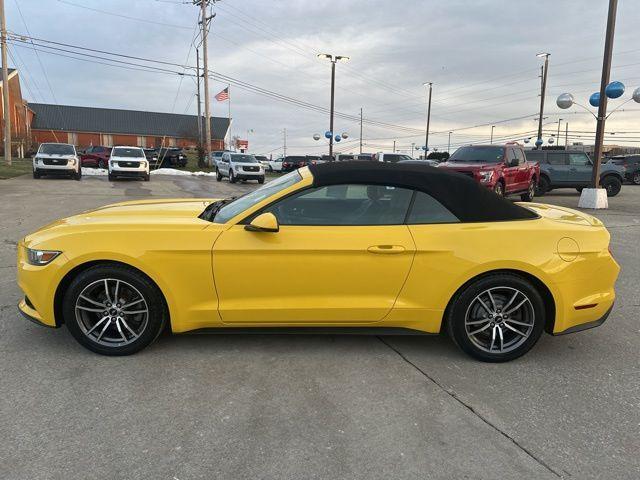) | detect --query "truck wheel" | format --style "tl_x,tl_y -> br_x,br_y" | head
74,167 -> 82,181
535,176 -> 549,196
216,168 -> 222,182
98,159 -> 105,169
520,180 -> 536,202
229,170 -> 237,183
33,169 -> 41,179
632,171 -> 640,185
258,176 -> 265,184
493,181 -> 504,197
601,176 -> 622,197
